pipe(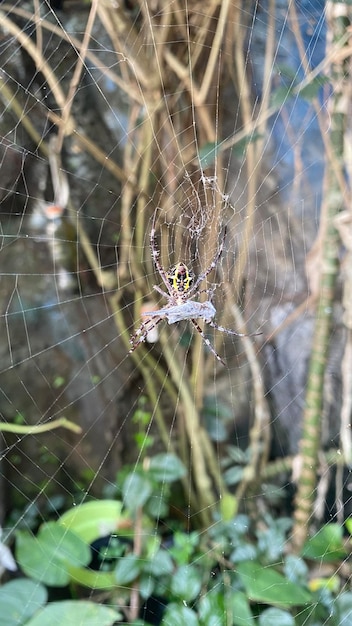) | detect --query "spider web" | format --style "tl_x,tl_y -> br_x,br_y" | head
0,0 -> 351,624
